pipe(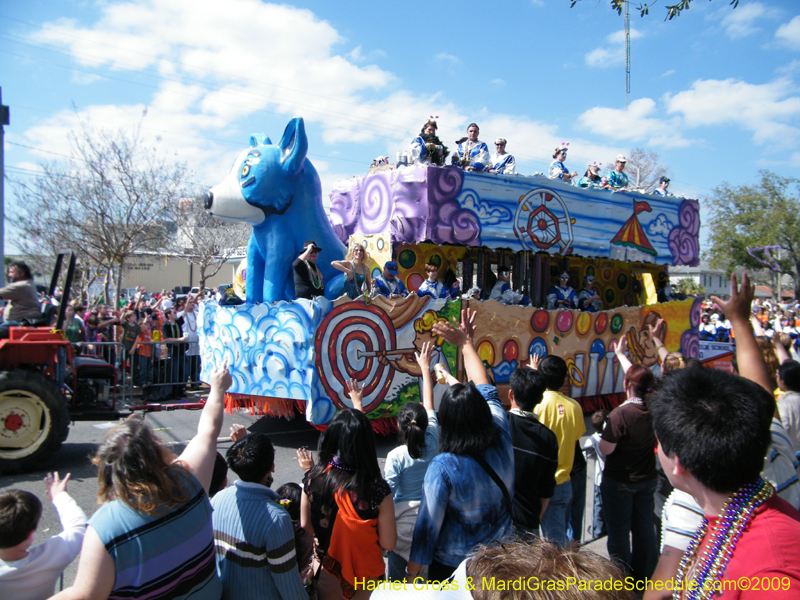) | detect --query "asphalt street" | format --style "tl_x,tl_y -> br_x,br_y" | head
0,397 -> 401,591
0,395 -> 607,594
